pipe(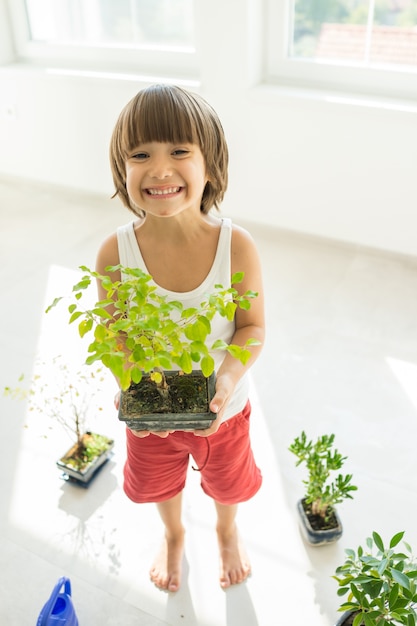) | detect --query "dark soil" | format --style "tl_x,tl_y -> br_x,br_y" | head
121,371 -> 213,416
301,498 -> 340,531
